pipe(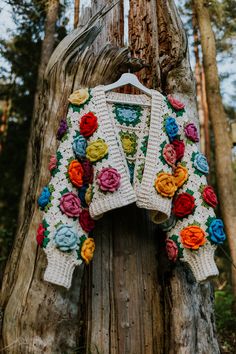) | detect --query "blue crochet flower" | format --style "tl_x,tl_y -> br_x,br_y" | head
72,135 -> 87,159
38,187 -> 51,209
209,219 -> 226,244
165,117 -> 179,141
194,153 -> 209,174
78,185 -> 88,207
54,225 -> 78,251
